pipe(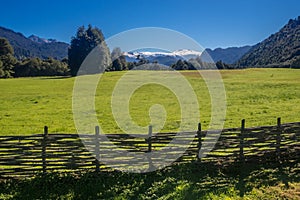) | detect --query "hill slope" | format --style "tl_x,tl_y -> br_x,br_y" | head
0,26 -> 69,60
237,16 -> 300,68
203,46 -> 252,64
